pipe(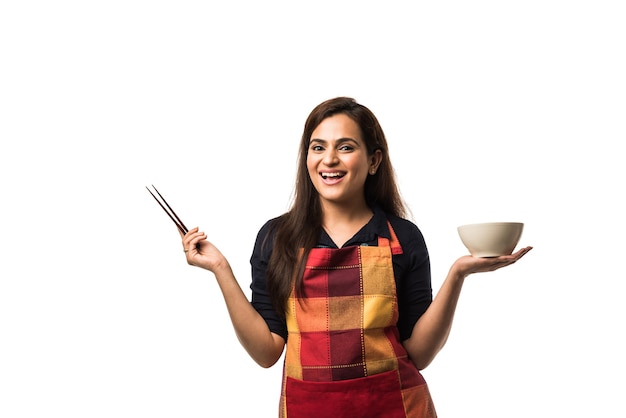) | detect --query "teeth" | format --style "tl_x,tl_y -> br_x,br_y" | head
322,173 -> 342,179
